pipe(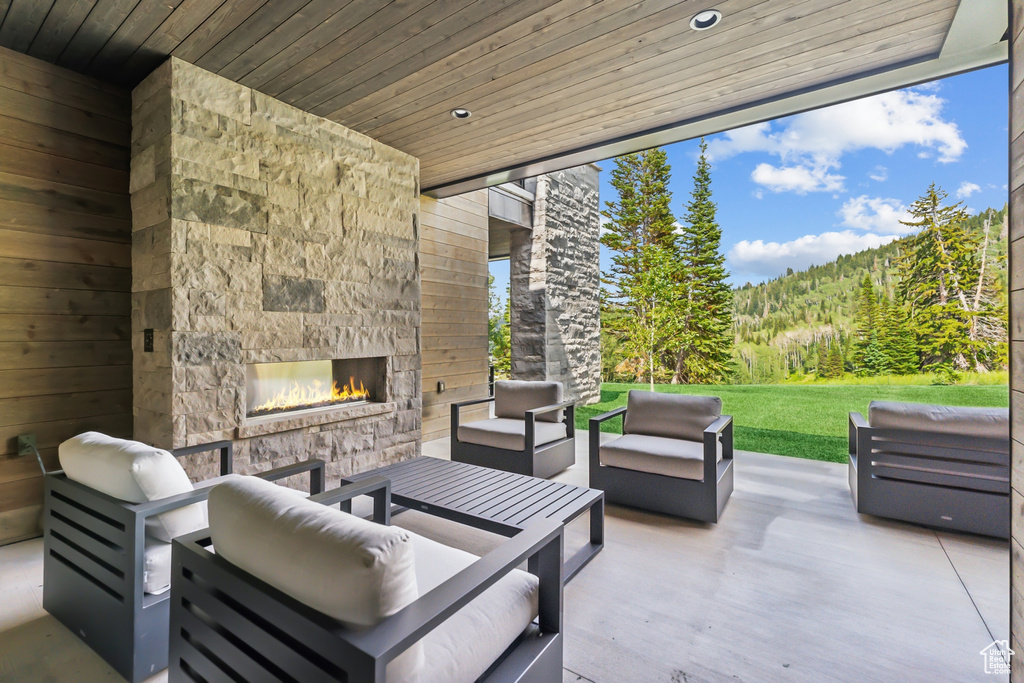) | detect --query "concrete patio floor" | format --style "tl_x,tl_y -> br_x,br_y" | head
0,436 -> 1008,682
